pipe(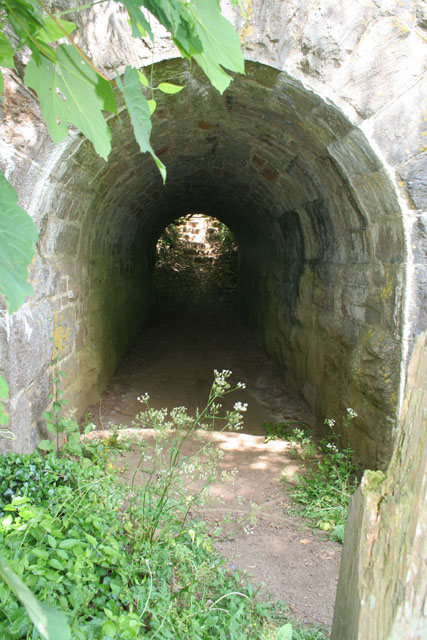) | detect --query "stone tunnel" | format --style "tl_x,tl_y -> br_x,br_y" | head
0,0 -> 425,478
